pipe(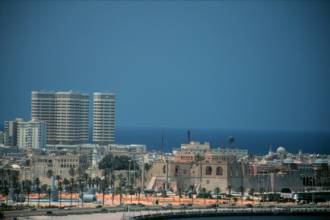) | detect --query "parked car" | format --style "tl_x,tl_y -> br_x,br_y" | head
162,203 -> 173,209
245,204 -> 253,208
